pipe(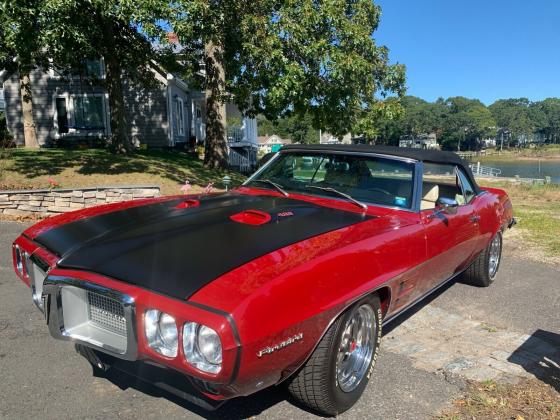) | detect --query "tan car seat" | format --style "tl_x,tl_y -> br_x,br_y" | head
421,184 -> 439,210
